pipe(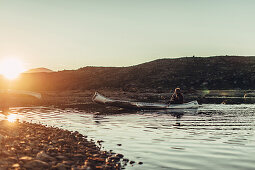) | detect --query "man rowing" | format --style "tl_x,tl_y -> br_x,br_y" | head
168,88 -> 184,104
